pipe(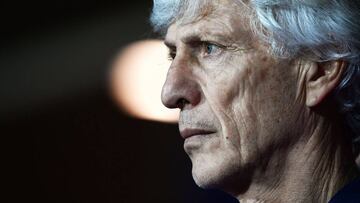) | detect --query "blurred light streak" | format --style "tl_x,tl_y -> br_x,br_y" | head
110,40 -> 179,123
